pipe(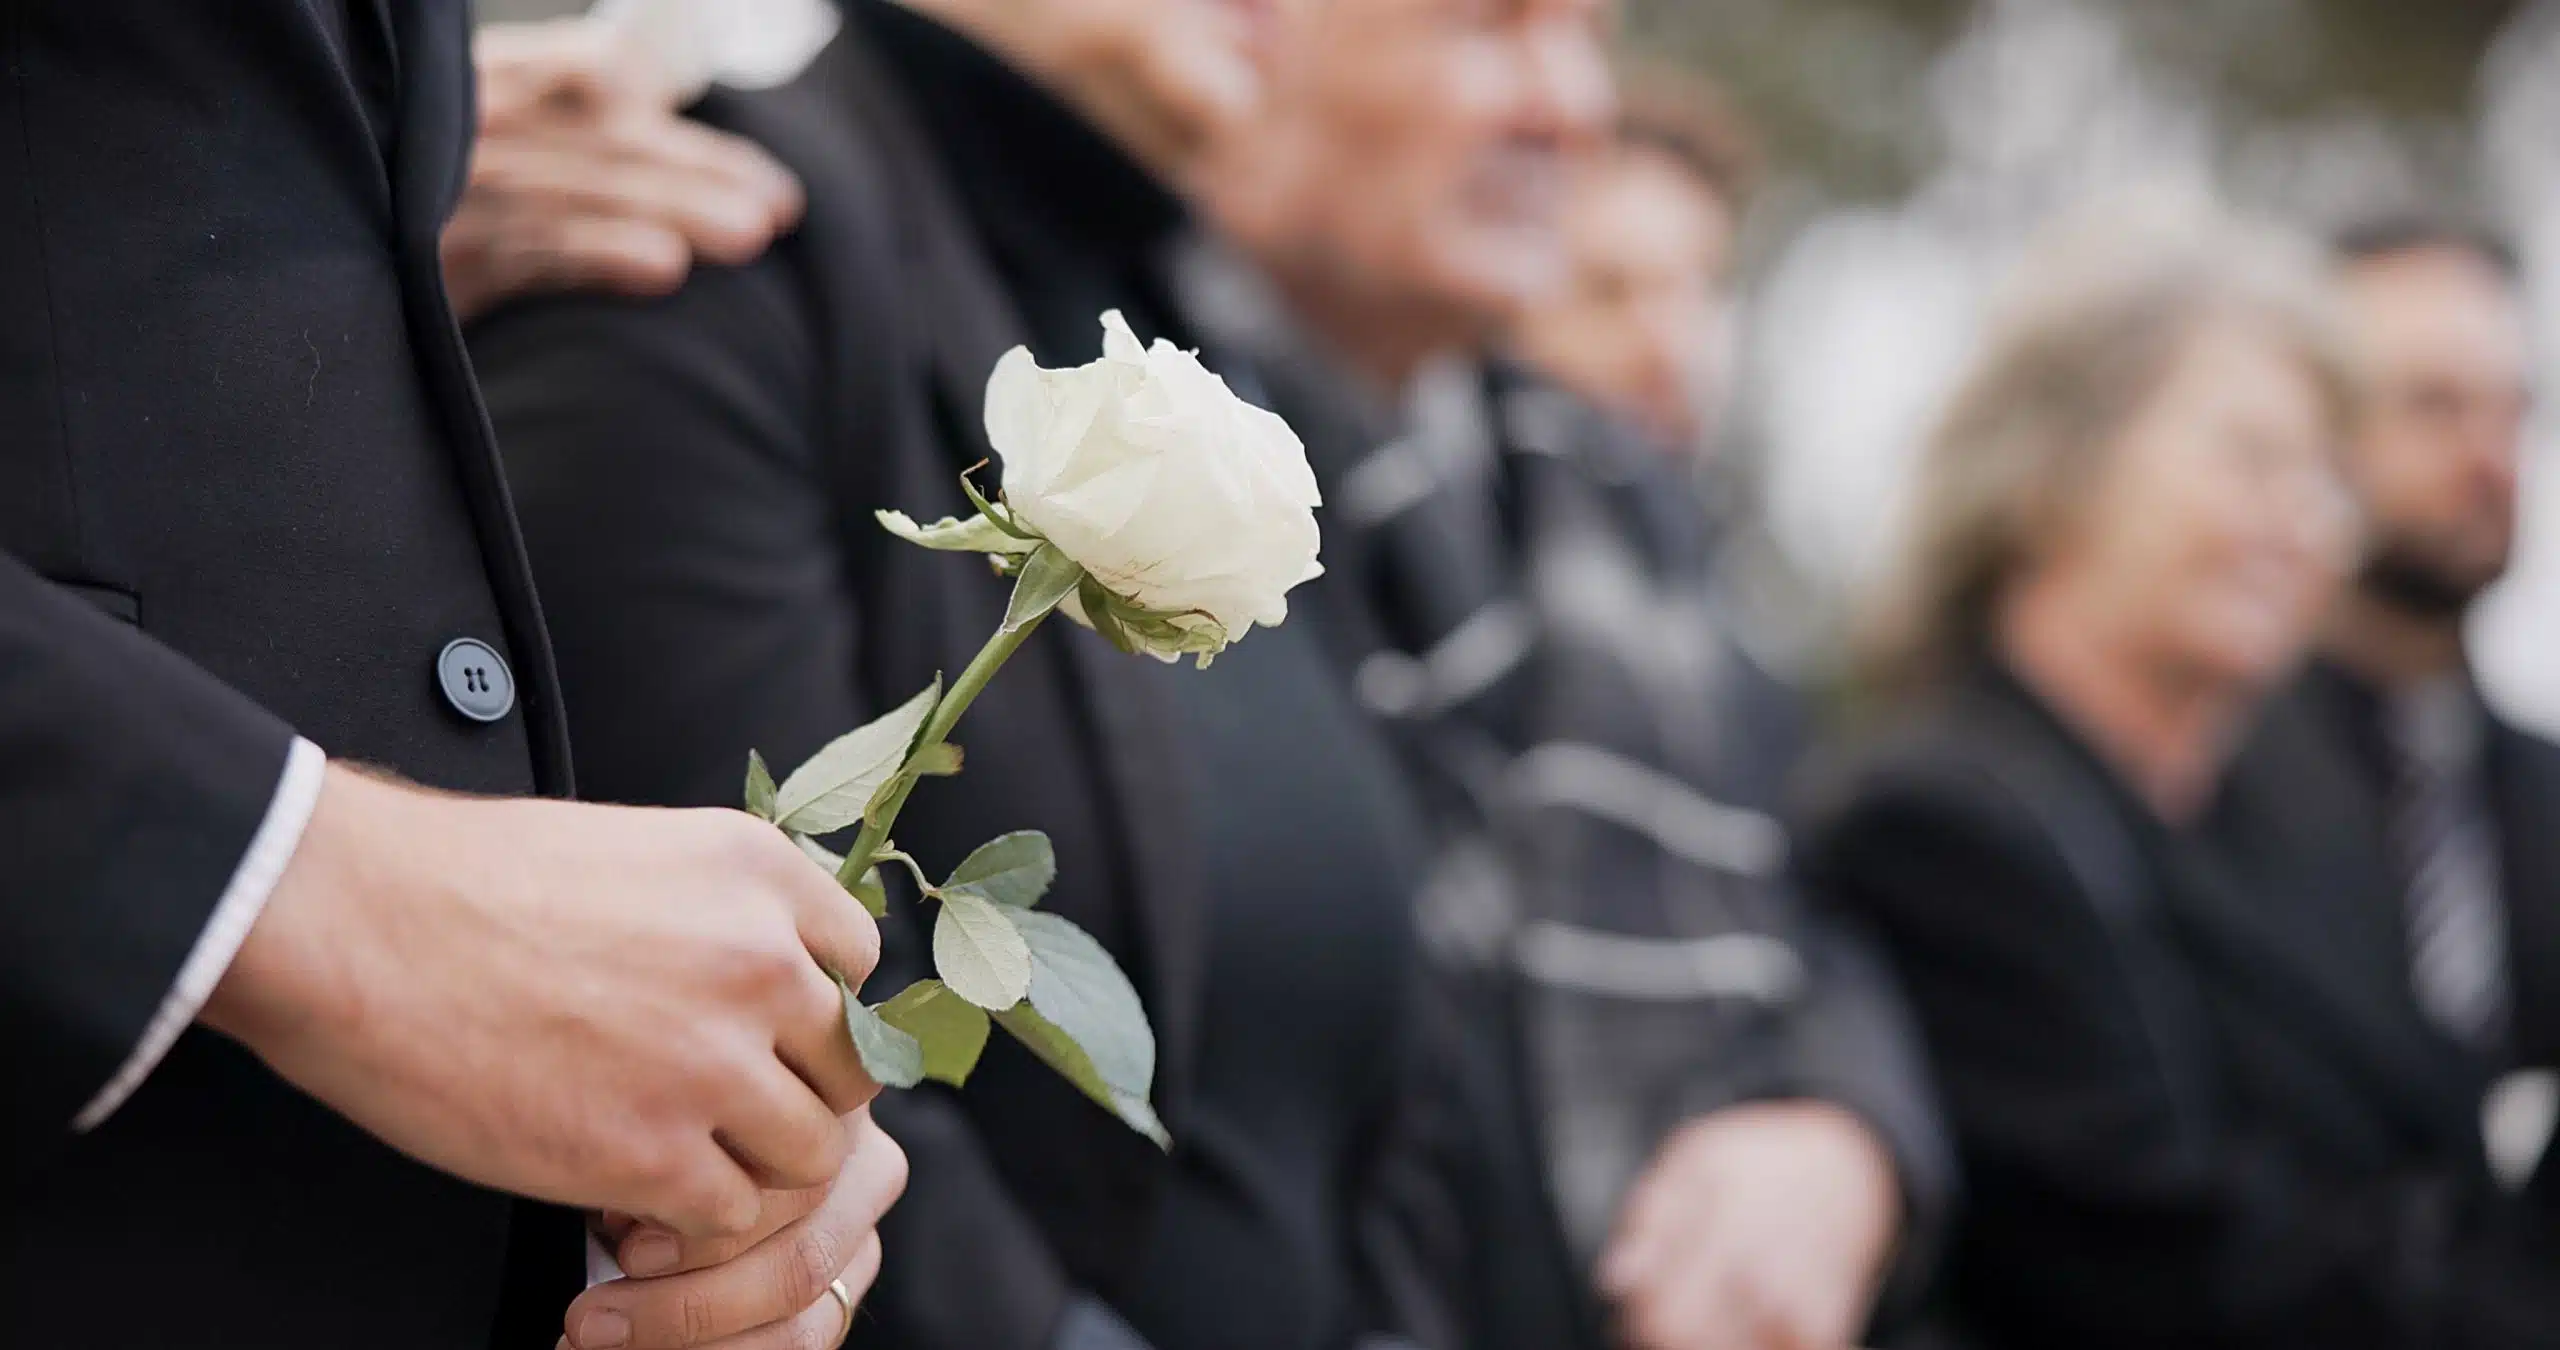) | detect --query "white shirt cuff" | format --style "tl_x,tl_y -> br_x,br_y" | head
72,736 -> 329,1131
588,1232 -> 624,1287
